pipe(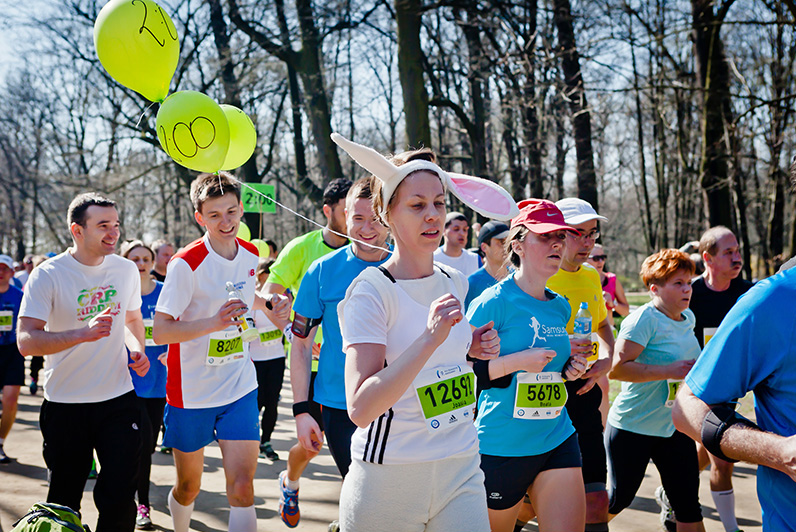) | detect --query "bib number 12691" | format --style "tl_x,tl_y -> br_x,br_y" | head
414,365 -> 476,433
